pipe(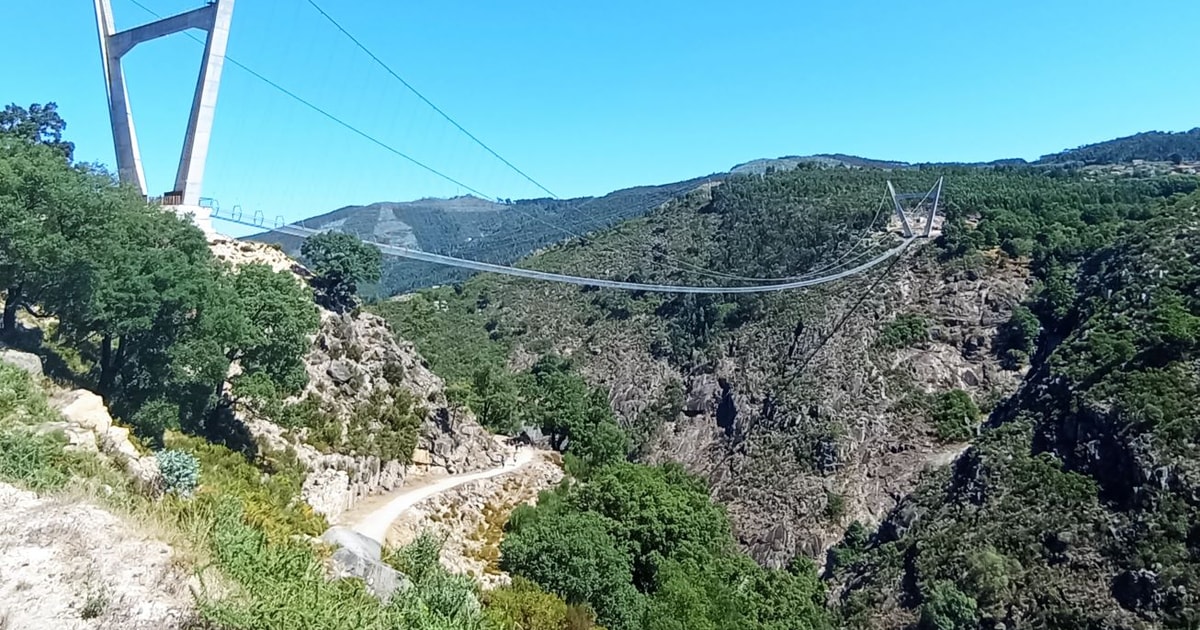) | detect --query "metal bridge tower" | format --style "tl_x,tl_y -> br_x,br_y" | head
94,0 -> 235,236
887,177 -> 944,238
